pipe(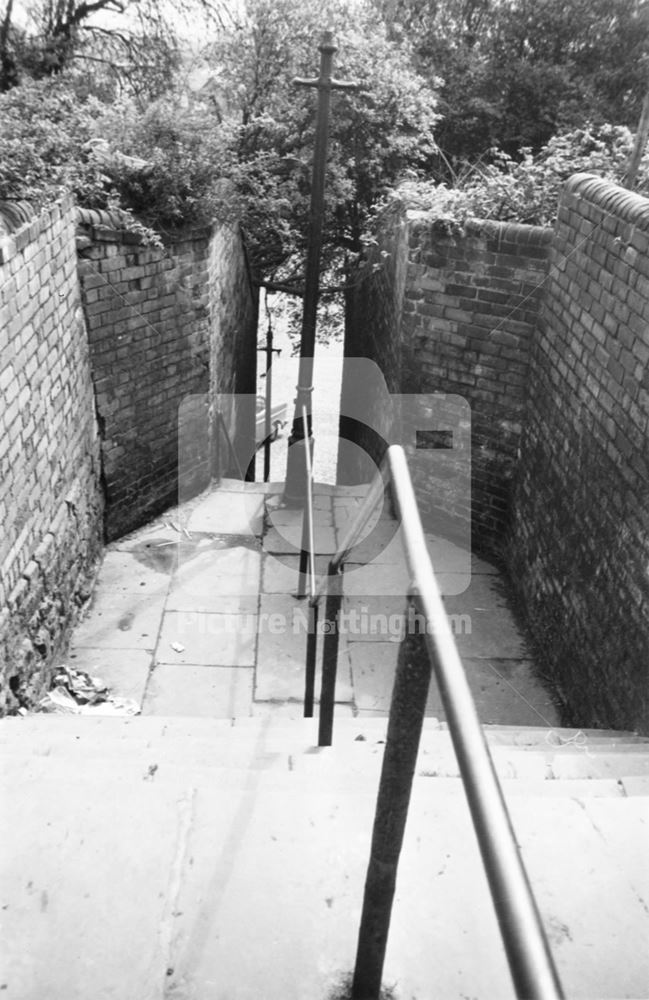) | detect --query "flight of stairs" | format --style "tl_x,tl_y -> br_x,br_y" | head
1,712 -> 648,999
